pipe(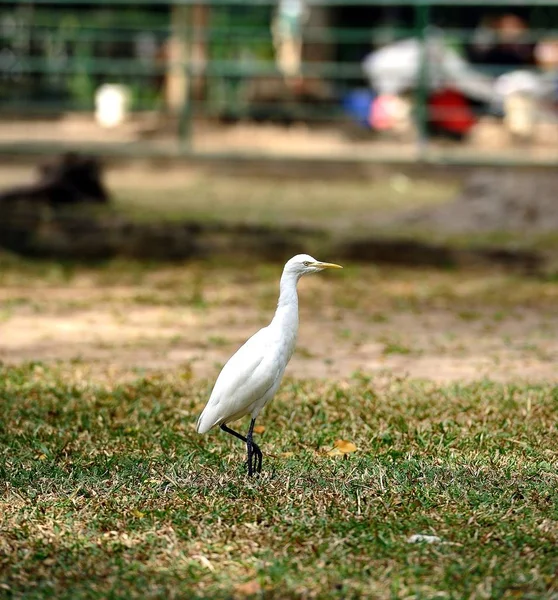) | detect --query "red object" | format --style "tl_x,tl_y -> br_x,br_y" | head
428,88 -> 476,134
